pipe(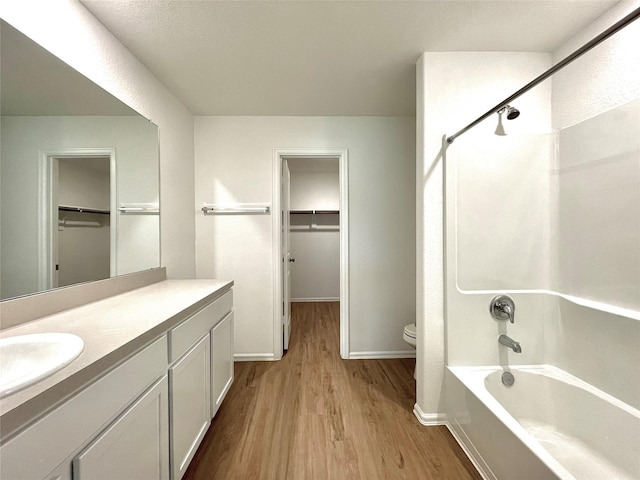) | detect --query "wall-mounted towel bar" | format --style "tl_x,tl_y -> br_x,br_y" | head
59,205 -> 110,215
118,204 -> 159,214
201,204 -> 271,214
